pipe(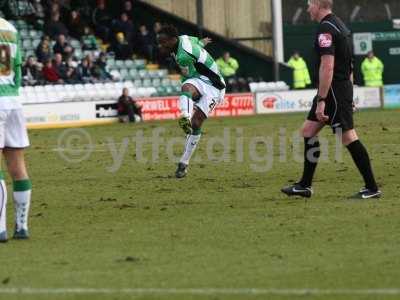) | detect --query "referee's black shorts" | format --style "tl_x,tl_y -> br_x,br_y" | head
307,80 -> 354,133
